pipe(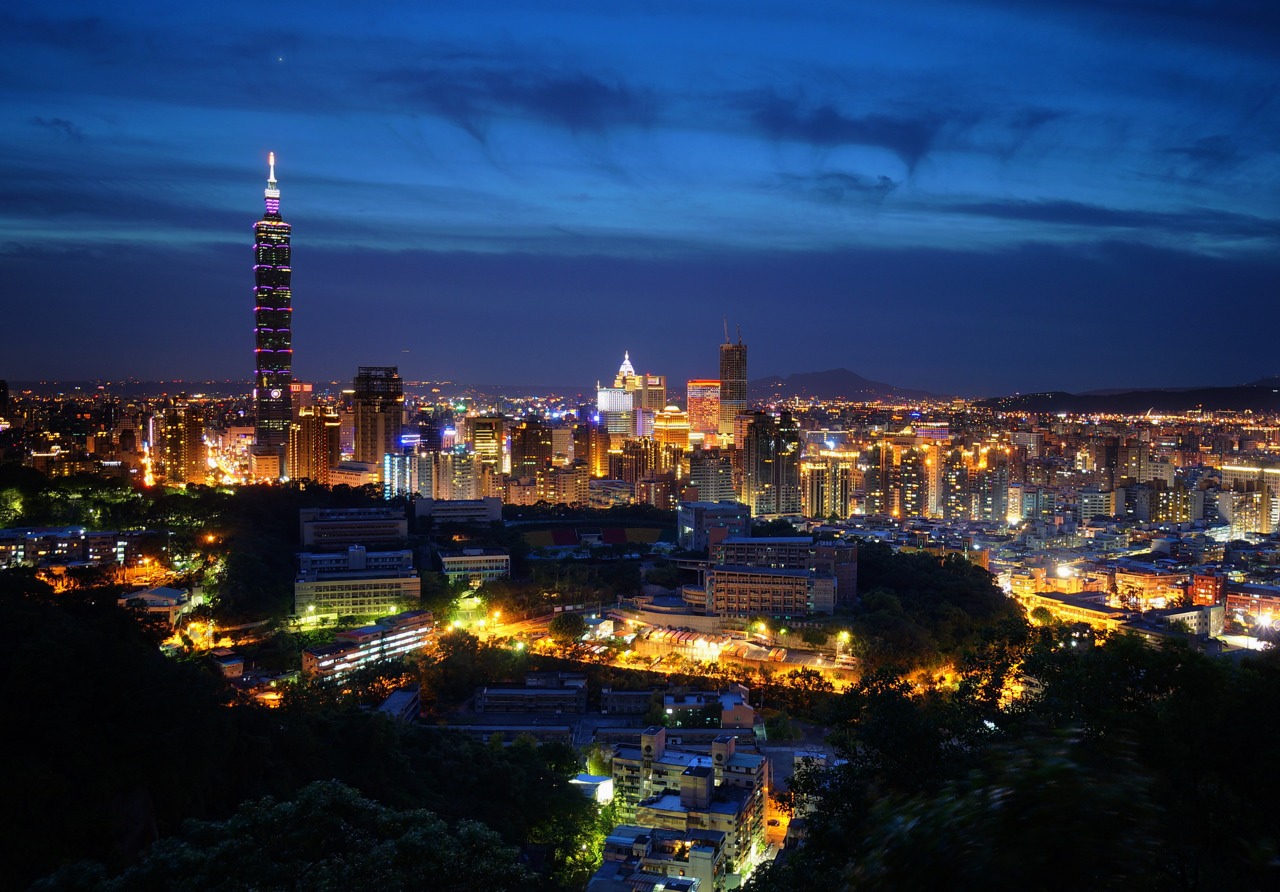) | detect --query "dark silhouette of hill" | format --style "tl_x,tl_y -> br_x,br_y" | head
749,368 -> 943,402
978,384 -> 1280,414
